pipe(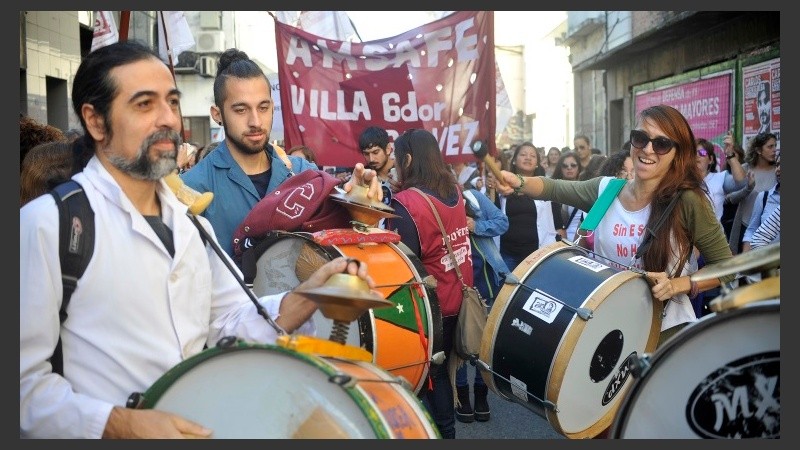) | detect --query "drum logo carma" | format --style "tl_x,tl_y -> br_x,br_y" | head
602,352 -> 637,406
